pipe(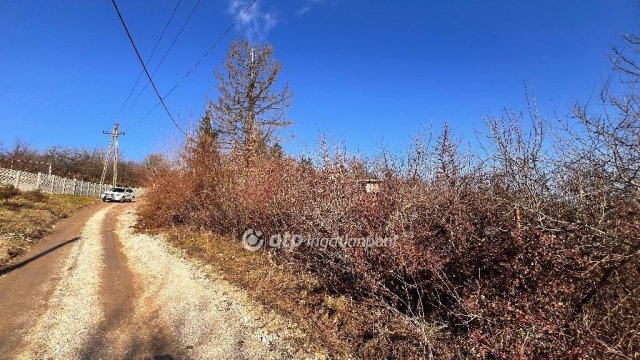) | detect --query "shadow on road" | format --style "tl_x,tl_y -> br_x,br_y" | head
0,237 -> 80,276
